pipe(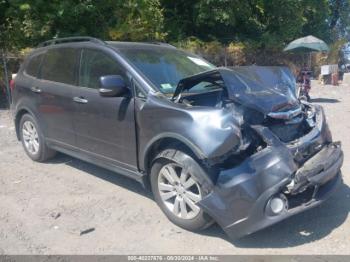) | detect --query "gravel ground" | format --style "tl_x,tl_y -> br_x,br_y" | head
0,82 -> 349,255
